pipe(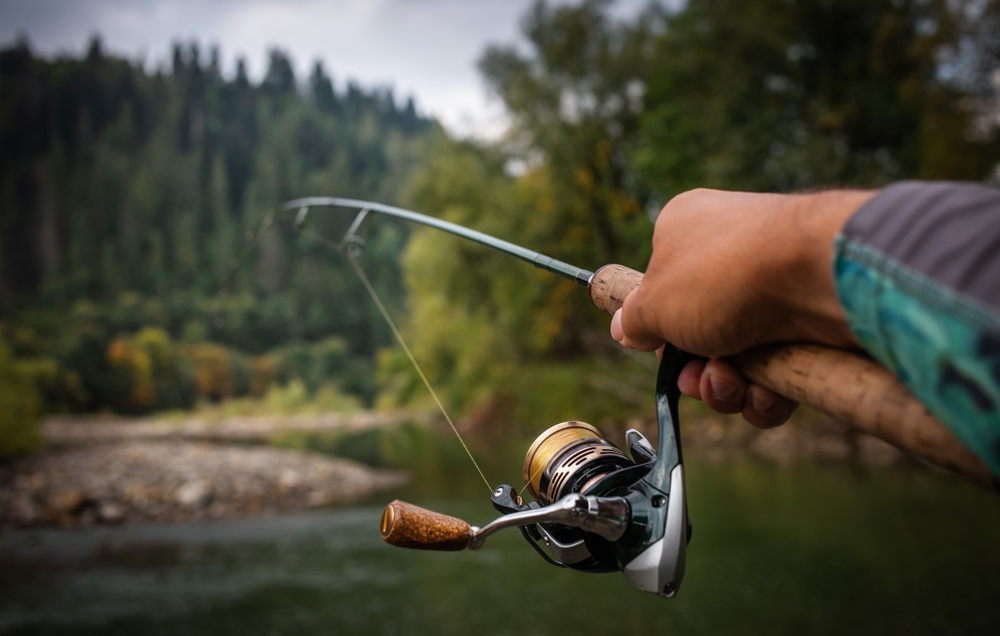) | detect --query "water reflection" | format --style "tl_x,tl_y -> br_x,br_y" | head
2,443 -> 999,635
